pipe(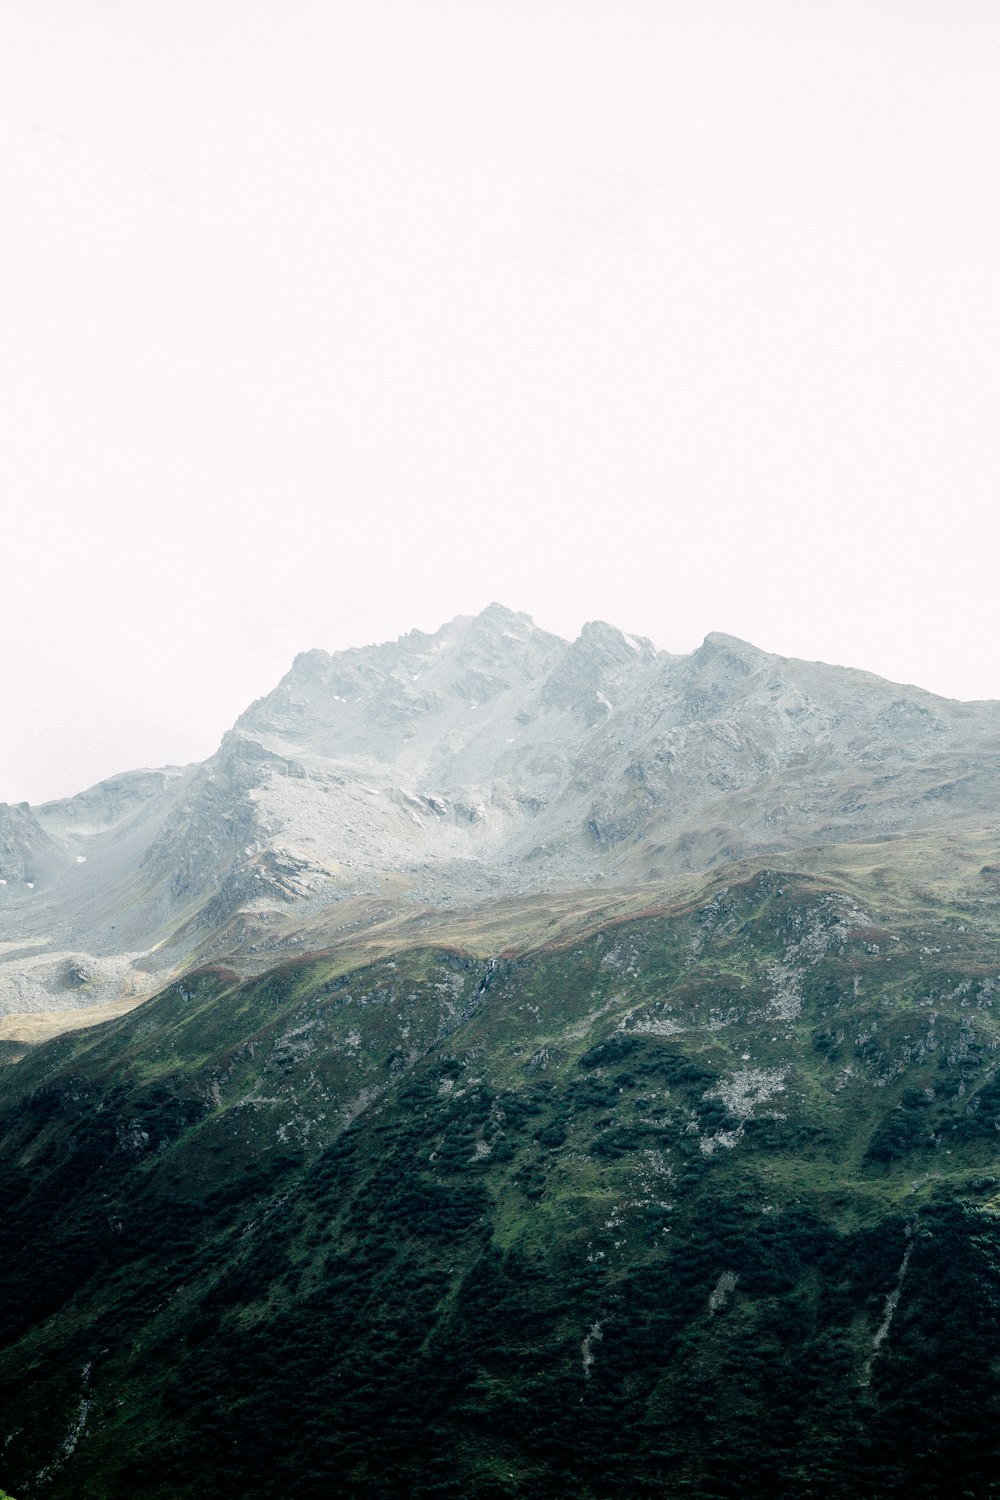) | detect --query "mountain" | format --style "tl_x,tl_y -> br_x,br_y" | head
3,608 -> 1000,1496
3,605 -> 1000,1033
